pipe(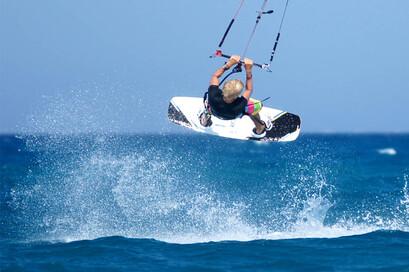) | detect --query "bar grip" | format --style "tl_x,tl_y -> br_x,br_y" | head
220,53 -> 266,70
